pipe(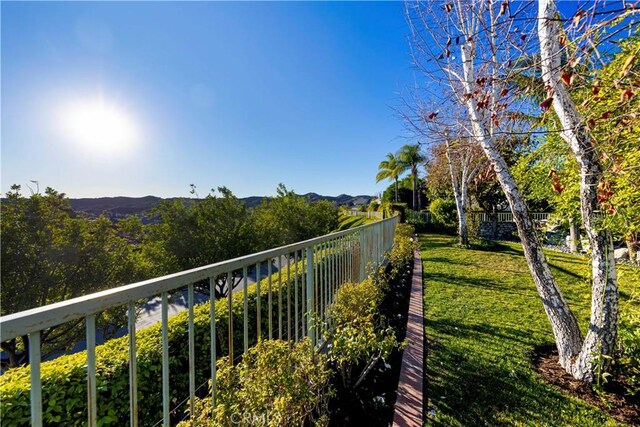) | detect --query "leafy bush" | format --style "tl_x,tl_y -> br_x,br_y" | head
387,223 -> 417,280
429,198 -> 458,231
0,268 -> 300,427
325,278 -> 398,389
179,339 -> 332,427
